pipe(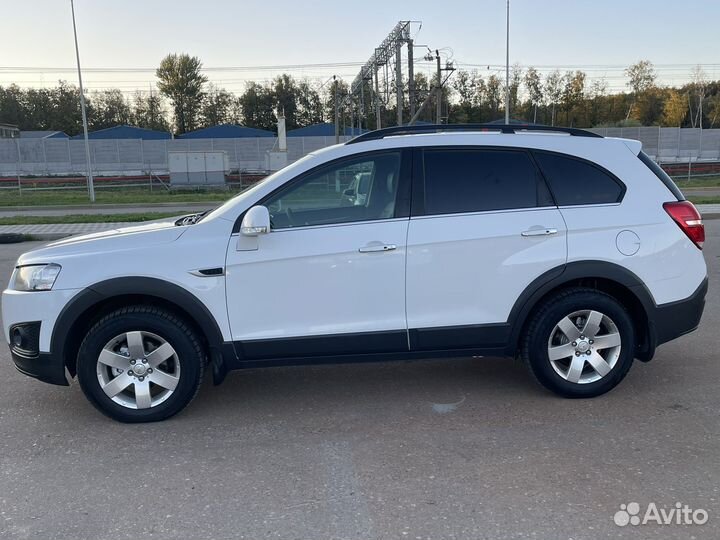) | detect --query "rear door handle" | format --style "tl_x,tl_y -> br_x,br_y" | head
521,228 -> 558,237
359,243 -> 397,253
